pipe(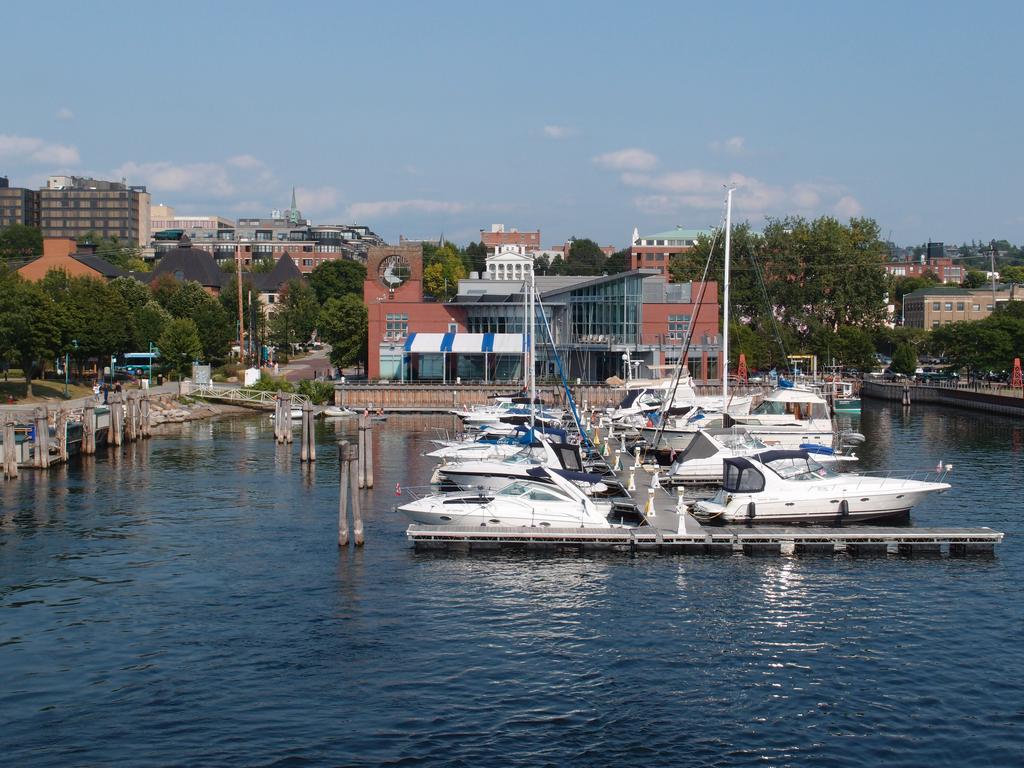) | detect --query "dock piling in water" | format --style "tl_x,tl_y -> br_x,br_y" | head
300,401 -> 311,462
338,440 -> 365,547
83,403 -> 96,455
33,407 -> 49,468
3,421 -> 16,478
